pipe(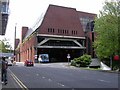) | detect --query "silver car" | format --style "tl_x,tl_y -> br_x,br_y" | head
7,60 -> 13,66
